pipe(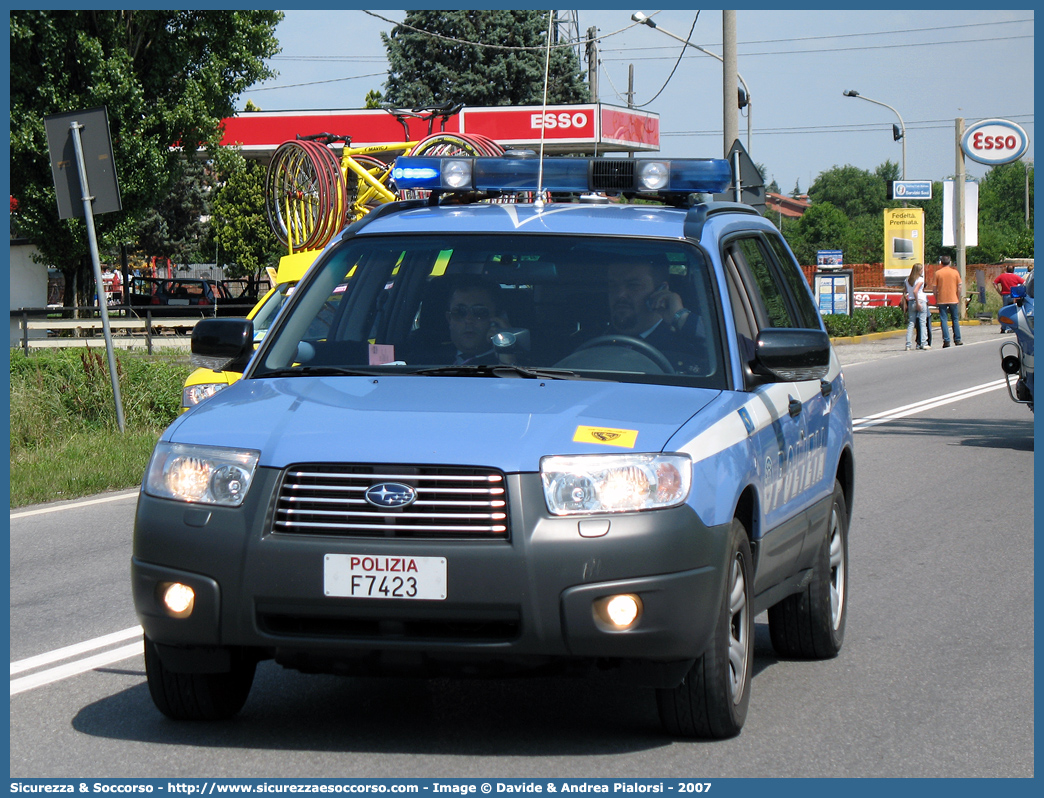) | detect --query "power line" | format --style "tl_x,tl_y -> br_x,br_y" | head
250,72 -> 386,92
602,33 -> 1031,61
631,14 -> 699,109
271,56 -> 387,63
602,16 -> 1033,53
662,114 -> 1034,138
361,8 -> 642,51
